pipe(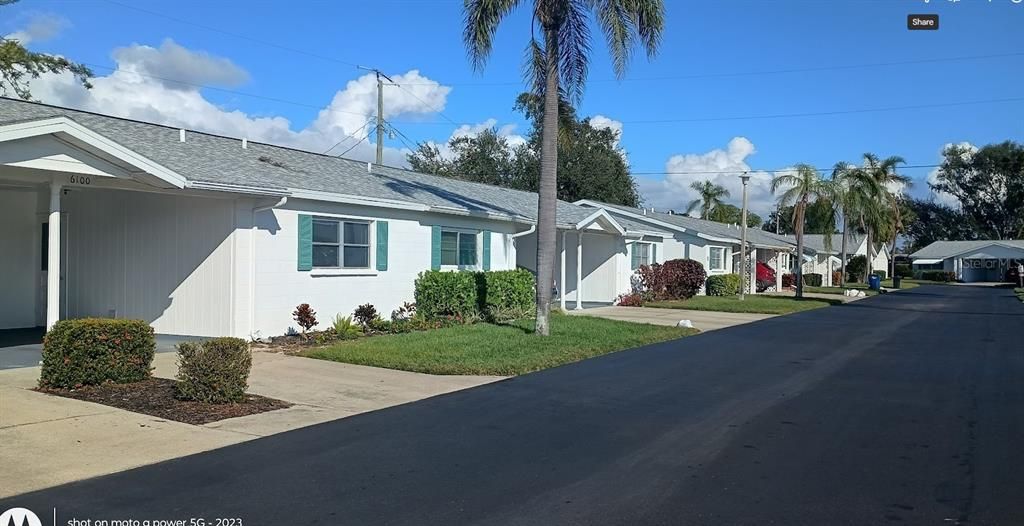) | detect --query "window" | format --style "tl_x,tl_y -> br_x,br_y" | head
636,243 -> 652,267
312,218 -> 370,268
709,247 -> 726,271
441,229 -> 478,267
